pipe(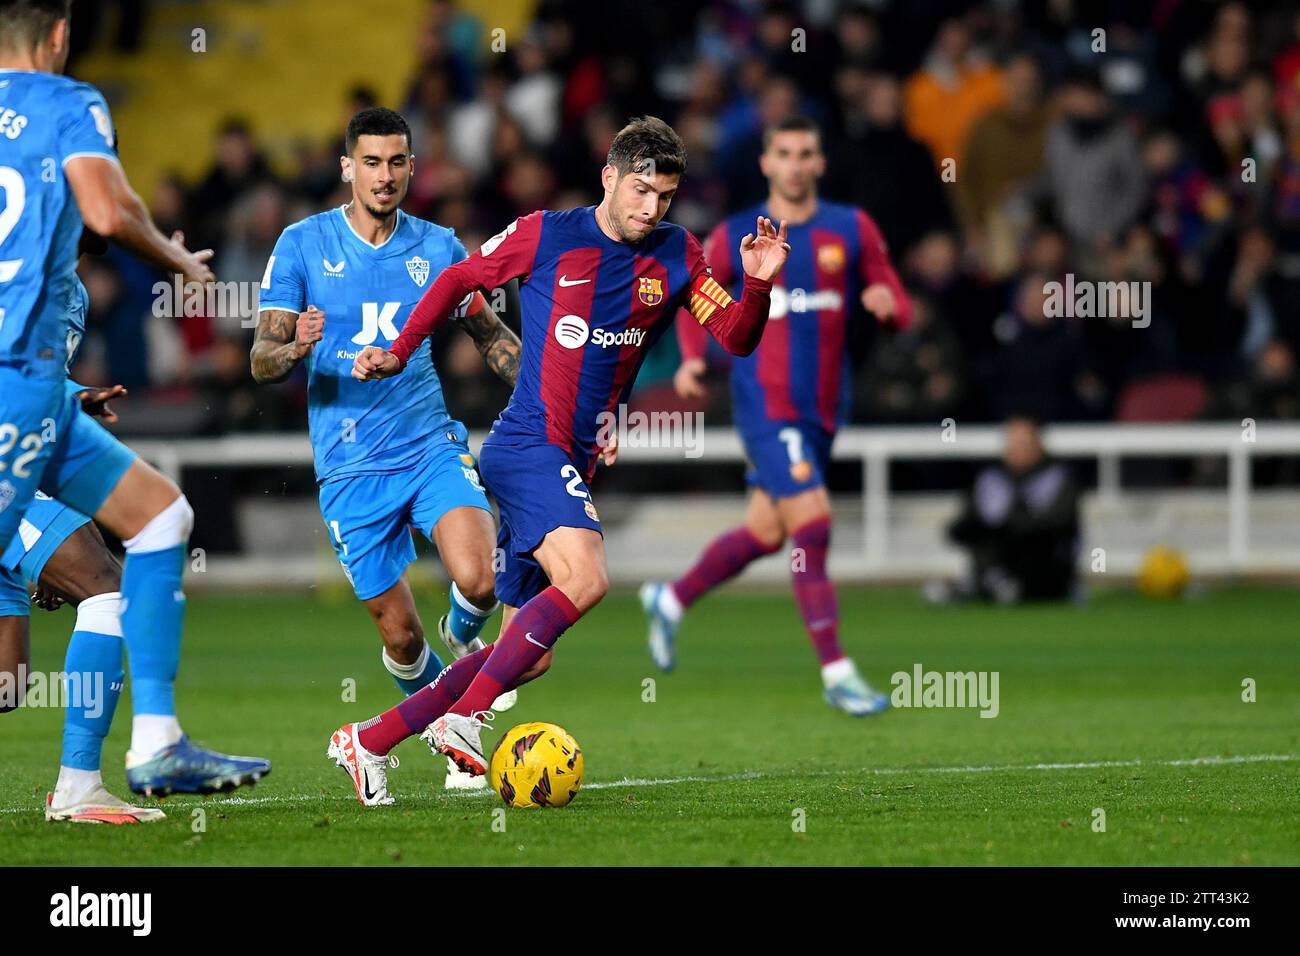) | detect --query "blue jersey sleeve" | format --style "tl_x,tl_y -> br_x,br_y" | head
258,227 -> 307,313
57,83 -> 117,165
